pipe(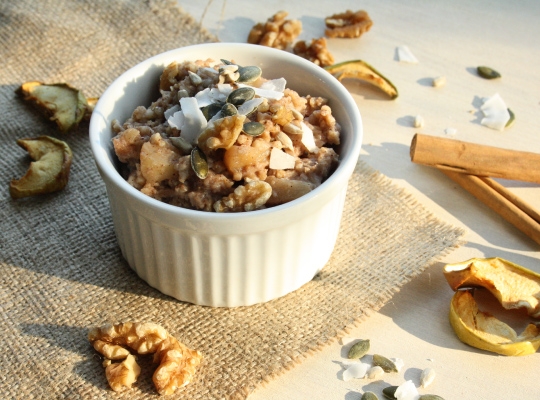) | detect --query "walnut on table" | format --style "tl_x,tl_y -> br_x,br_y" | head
293,37 -> 335,67
88,322 -> 202,395
247,10 -> 302,50
325,10 -> 373,38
